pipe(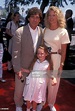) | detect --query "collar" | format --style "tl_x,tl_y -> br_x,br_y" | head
37,59 -> 47,63
67,17 -> 72,21
28,23 -> 38,32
